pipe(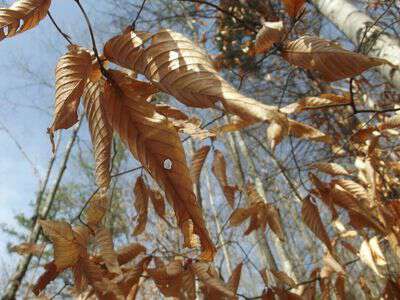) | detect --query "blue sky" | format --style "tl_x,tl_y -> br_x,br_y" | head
0,0 -> 109,269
